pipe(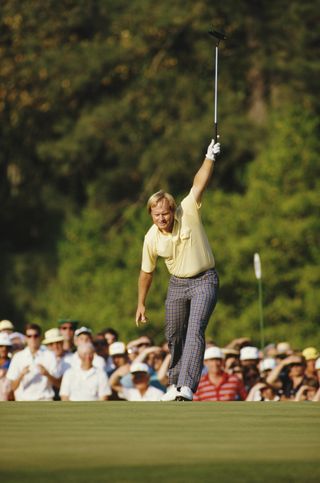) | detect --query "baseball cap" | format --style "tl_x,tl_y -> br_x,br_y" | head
0,333 -> 12,346
204,347 -> 224,360
0,320 -> 15,331
260,358 -> 277,372
315,358 -> 320,371
240,346 -> 260,361
130,362 -> 149,374
74,326 -> 92,337
42,328 -> 65,345
302,347 -> 319,361
109,342 -> 126,356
